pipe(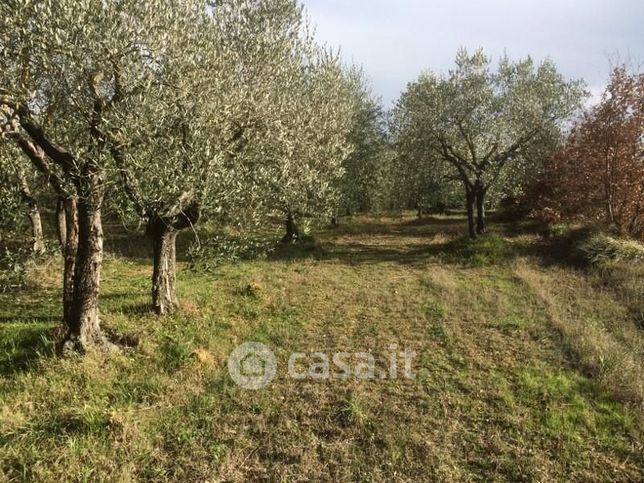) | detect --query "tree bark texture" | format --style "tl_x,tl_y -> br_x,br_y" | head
61,177 -> 107,353
62,197 -> 78,325
148,218 -> 178,316
475,183 -> 487,235
146,201 -> 200,315
56,196 -> 67,252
